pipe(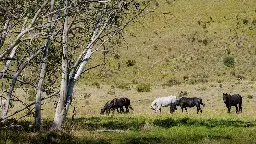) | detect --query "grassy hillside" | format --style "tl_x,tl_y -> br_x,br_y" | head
81,0 -> 256,87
